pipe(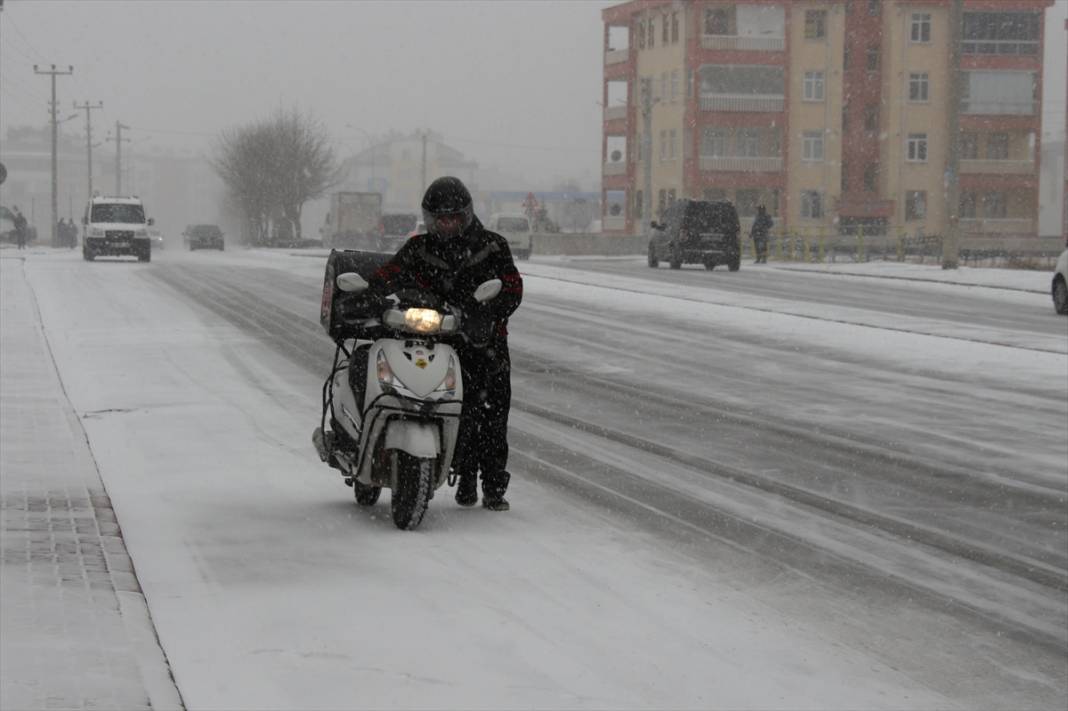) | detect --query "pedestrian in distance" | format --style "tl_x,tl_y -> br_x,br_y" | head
367,176 -> 523,511
751,204 -> 773,264
13,207 -> 28,250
